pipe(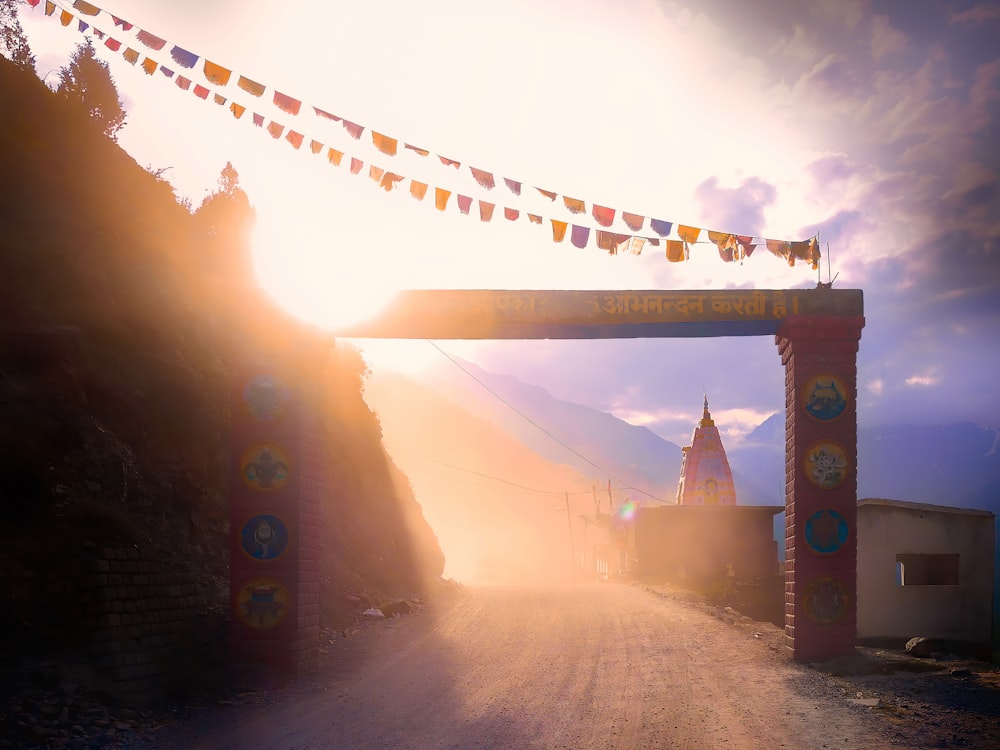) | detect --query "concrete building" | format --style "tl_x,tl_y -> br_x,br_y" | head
857,498 -> 995,654
633,396 -> 781,584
